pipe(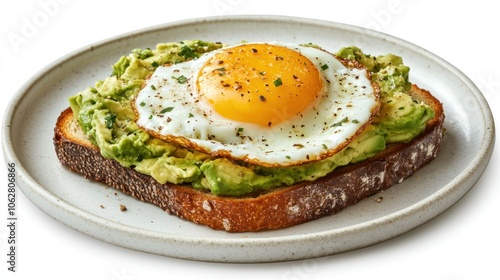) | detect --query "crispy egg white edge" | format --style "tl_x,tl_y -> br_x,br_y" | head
134,42 -> 377,166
